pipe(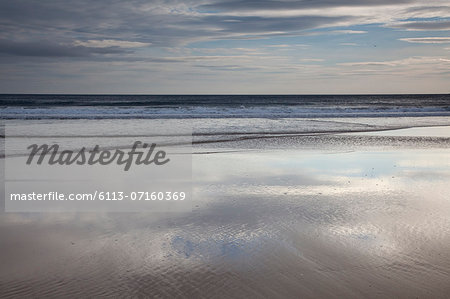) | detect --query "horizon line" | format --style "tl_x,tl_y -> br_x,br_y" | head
1,93 -> 449,96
